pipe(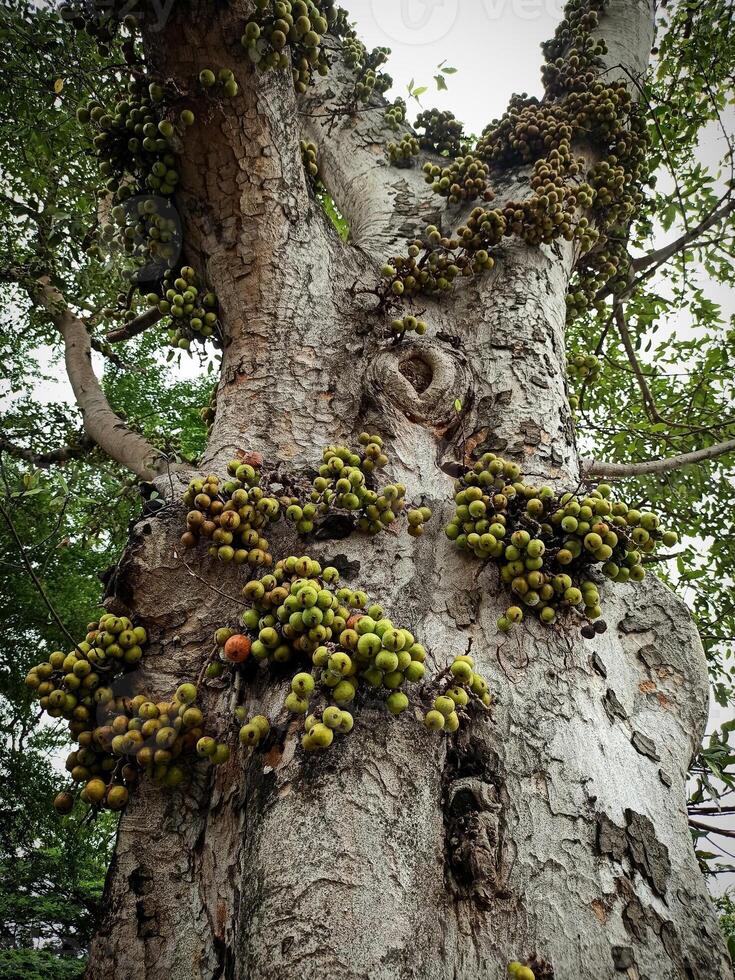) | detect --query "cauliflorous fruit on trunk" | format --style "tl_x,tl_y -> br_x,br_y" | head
309,723 -> 334,748
450,658 -> 473,683
434,695 -> 456,718
424,710 -> 445,731
285,692 -> 309,714
240,723 -> 260,746
322,706 -> 343,729
196,736 -> 217,757
176,683 -> 198,704
387,691 -> 409,715
224,634 -> 252,663
291,672 -> 315,695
